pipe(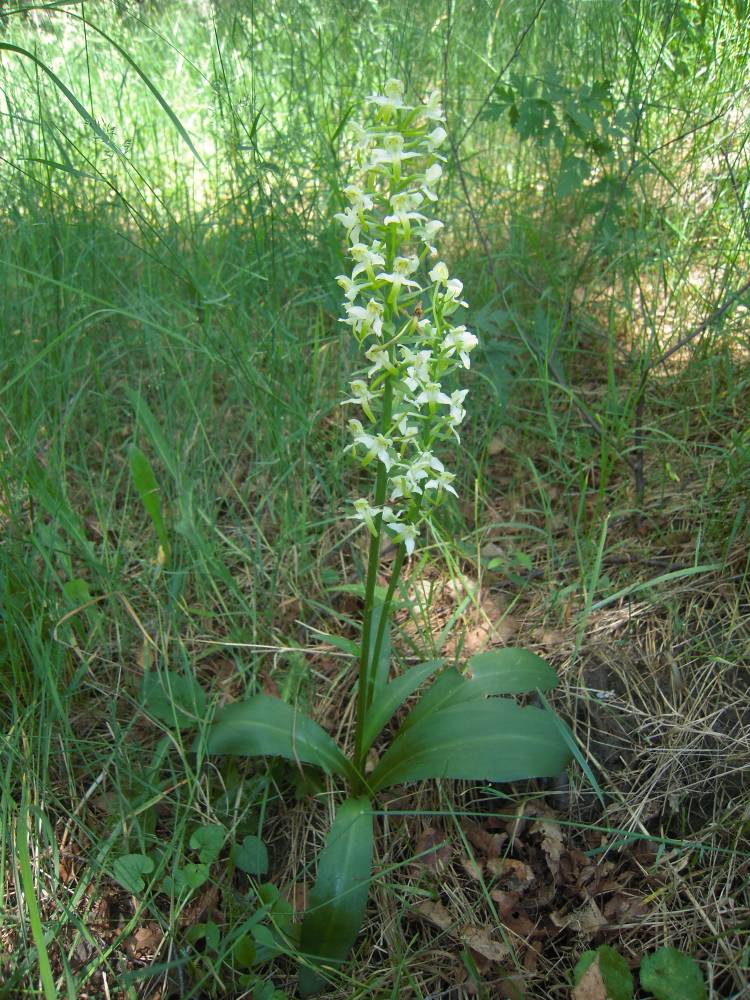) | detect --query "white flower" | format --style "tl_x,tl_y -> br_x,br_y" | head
366,78 -> 413,116
389,474 -> 419,501
342,379 -> 378,421
352,498 -> 381,536
382,510 -> 419,556
447,389 -> 468,425
416,218 -> 444,255
334,203 -> 363,243
400,348 -> 433,391
442,325 -> 478,368
341,298 -> 384,339
369,132 -> 420,168
348,420 -> 395,470
376,255 -> 422,294
421,163 -> 442,201
426,126 -> 447,150
350,241 -> 386,279
344,184 -> 373,210
395,411 -> 419,440
384,190 -> 426,229
413,451 -> 444,475
422,88 -> 444,122
336,274 -> 369,301
414,380 -> 451,407
365,342 -> 394,376
446,277 -> 464,300
424,468 -> 458,496
429,261 -> 449,285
